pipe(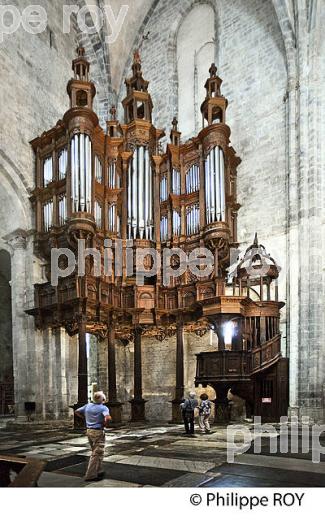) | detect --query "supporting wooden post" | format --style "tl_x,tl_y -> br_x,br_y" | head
107,324 -> 122,424
130,327 -> 146,421
78,319 -> 88,405
171,319 -> 185,422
